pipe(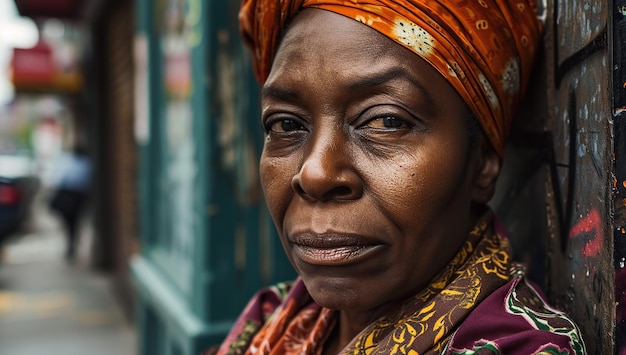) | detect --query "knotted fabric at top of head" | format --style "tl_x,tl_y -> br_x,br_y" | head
239,0 -> 542,156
